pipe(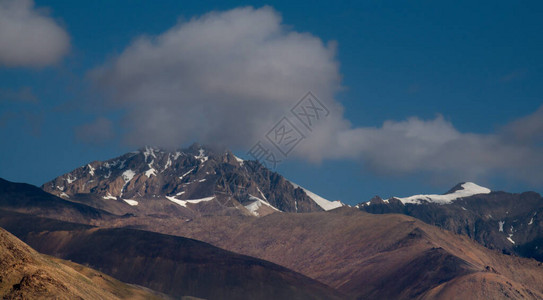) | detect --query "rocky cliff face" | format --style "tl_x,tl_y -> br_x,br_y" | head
42,144 -> 342,217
